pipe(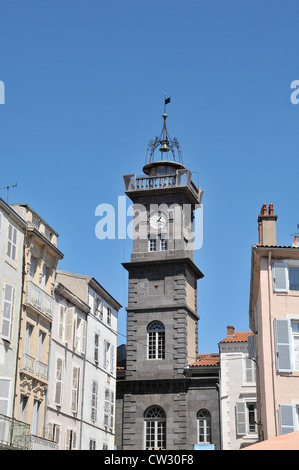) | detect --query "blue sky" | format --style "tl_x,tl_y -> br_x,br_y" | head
0,0 -> 299,354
